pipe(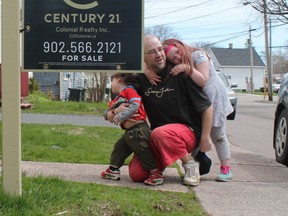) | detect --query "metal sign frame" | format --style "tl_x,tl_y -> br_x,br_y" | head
22,0 -> 144,73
